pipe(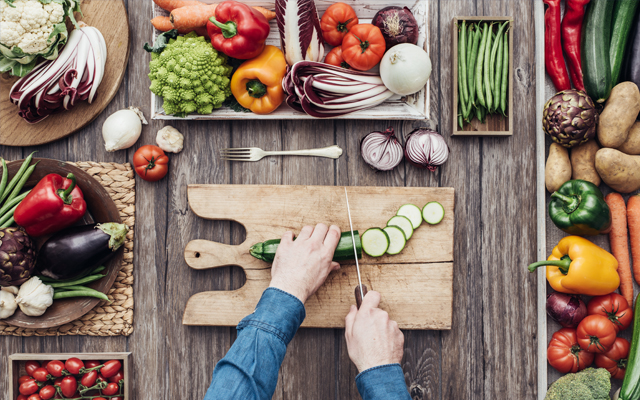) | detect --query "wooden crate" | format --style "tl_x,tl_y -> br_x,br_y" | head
451,16 -> 513,136
9,353 -> 131,399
